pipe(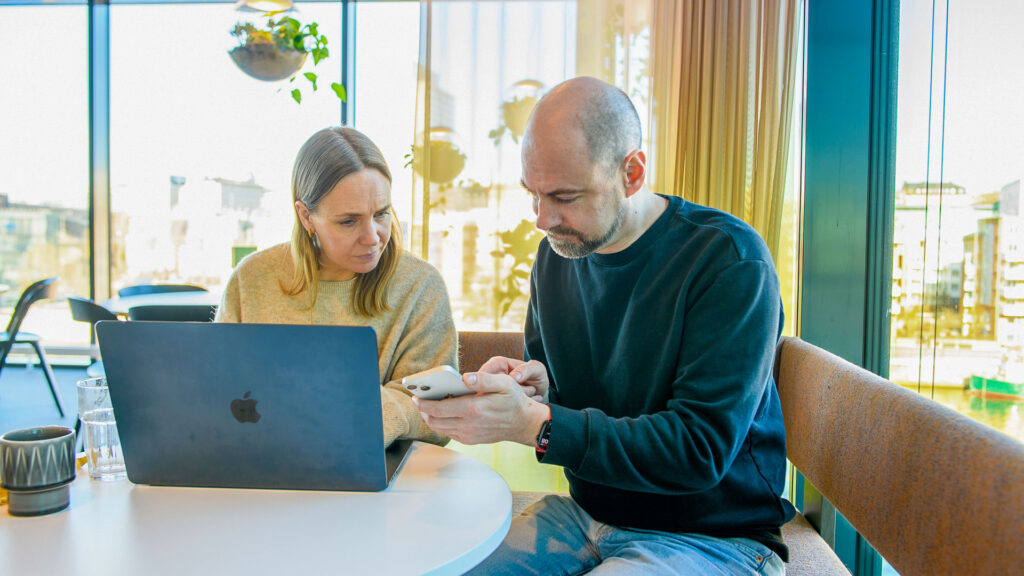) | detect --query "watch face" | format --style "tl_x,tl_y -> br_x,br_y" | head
536,418 -> 552,453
